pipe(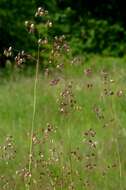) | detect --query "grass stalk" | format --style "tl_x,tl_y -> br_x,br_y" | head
27,45 -> 40,190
